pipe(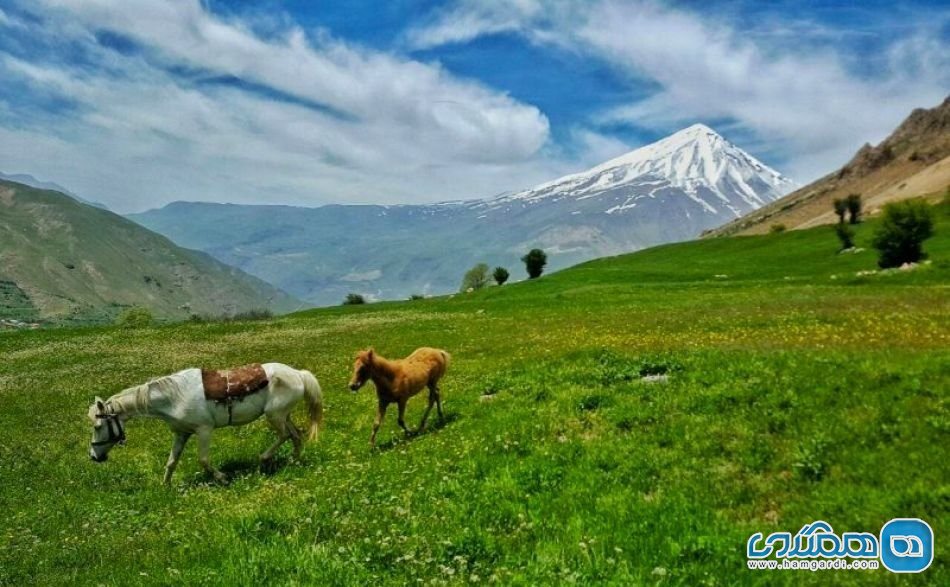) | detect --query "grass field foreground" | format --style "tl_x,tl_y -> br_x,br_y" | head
1,211 -> 948,585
